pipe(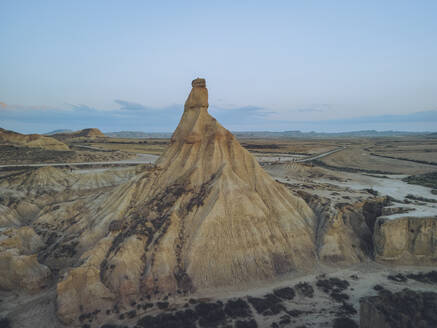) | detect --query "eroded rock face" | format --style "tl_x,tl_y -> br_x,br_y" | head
299,191 -> 389,264
0,226 -> 50,291
56,78 -> 316,324
360,289 -> 437,328
374,216 -> 437,264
